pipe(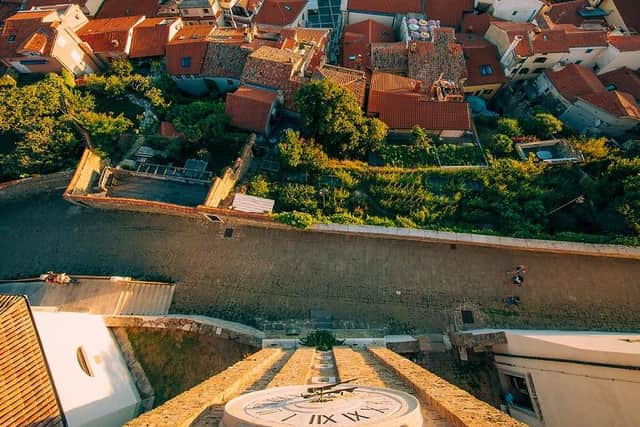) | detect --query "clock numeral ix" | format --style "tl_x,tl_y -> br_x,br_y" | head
342,411 -> 370,422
